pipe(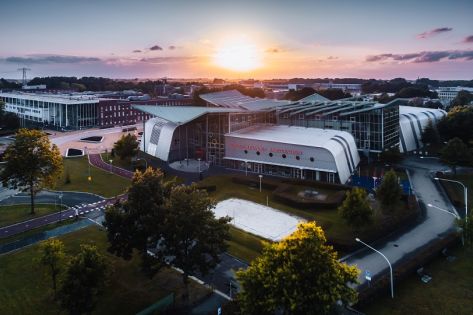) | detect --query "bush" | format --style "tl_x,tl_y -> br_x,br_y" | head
64,171 -> 71,184
272,184 -> 347,209
196,185 -> 217,193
